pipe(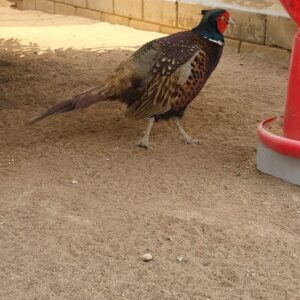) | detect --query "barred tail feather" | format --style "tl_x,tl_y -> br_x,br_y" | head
28,84 -> 110,125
